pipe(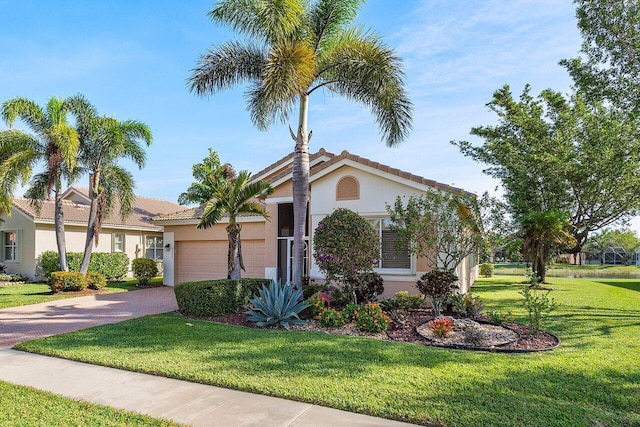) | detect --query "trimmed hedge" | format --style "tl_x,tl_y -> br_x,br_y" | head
174,278 -> 271,317
132,258 -> 158,286
50,272 -> 87,293
87,272 -> 107,290
39,251 -> 129,282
